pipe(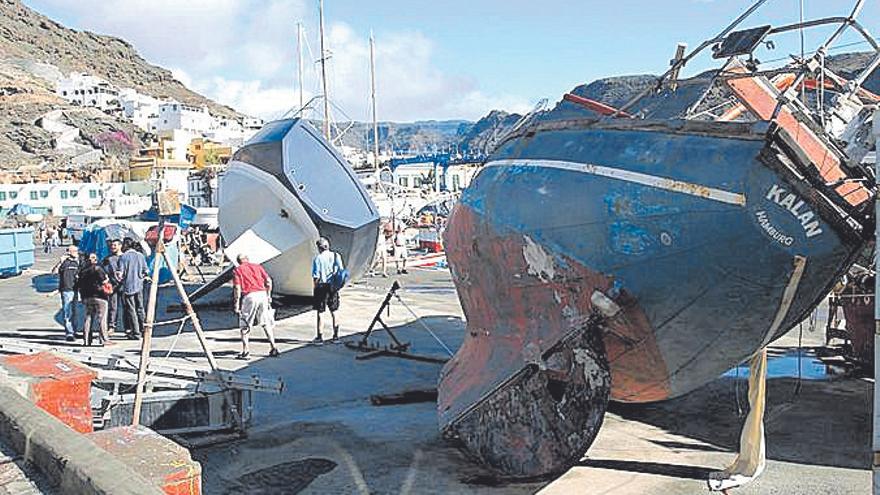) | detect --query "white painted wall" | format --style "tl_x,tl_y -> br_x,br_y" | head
0,182 -> 129,216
